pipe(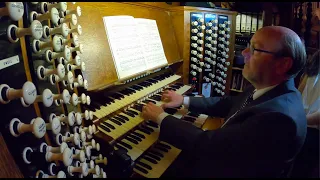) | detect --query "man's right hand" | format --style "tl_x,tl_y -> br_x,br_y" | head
161,90 -> 184,109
